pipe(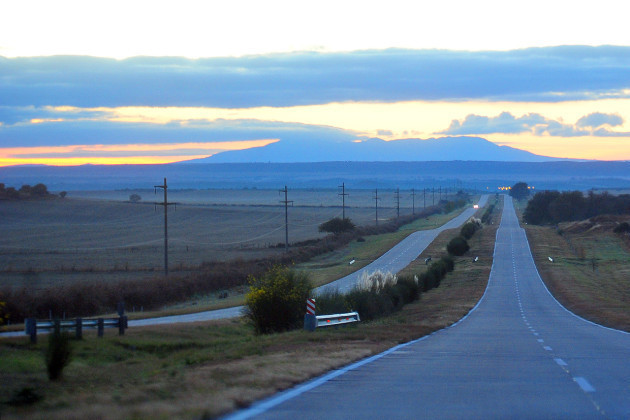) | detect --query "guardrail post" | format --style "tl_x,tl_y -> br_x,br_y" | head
304,298 -> 316,332
118,315 -> 127,336
97,318 -> 104,337
76,317 -> 82,340
25,318 -> 37,344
